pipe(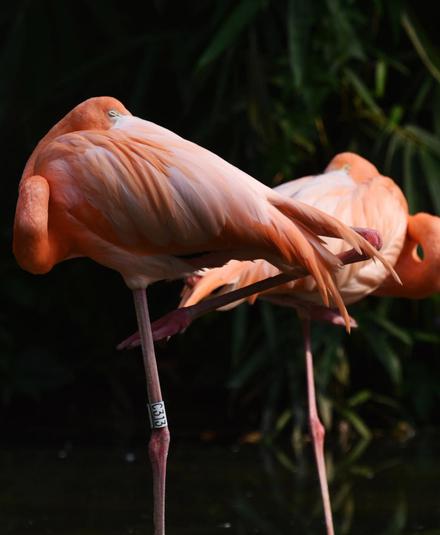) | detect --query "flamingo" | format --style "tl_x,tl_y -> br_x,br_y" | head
12,100 -> 393,535
121,153 -> 434,535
